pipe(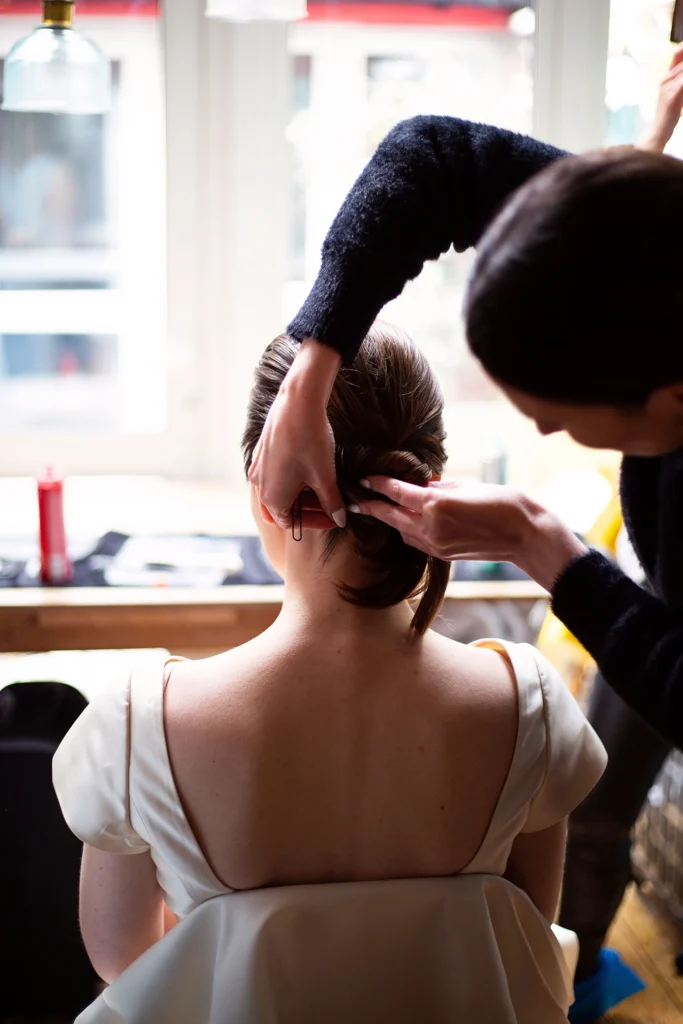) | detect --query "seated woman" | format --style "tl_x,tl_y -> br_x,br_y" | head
53,325 -> 607,1023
